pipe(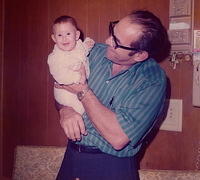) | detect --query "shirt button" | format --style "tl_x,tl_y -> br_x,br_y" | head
106,80 -> 109,84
